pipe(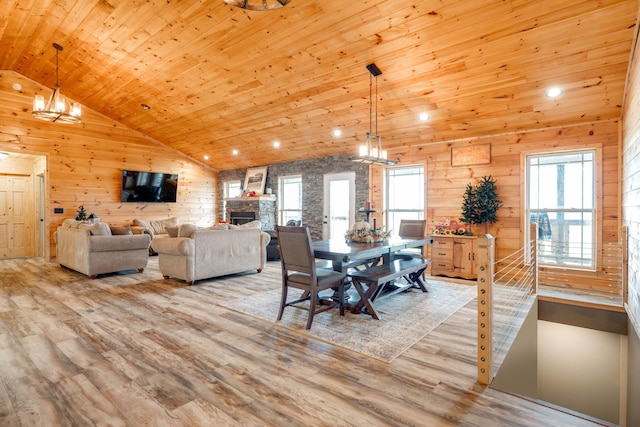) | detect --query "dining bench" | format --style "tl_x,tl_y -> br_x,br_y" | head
348,257 -> 431,319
